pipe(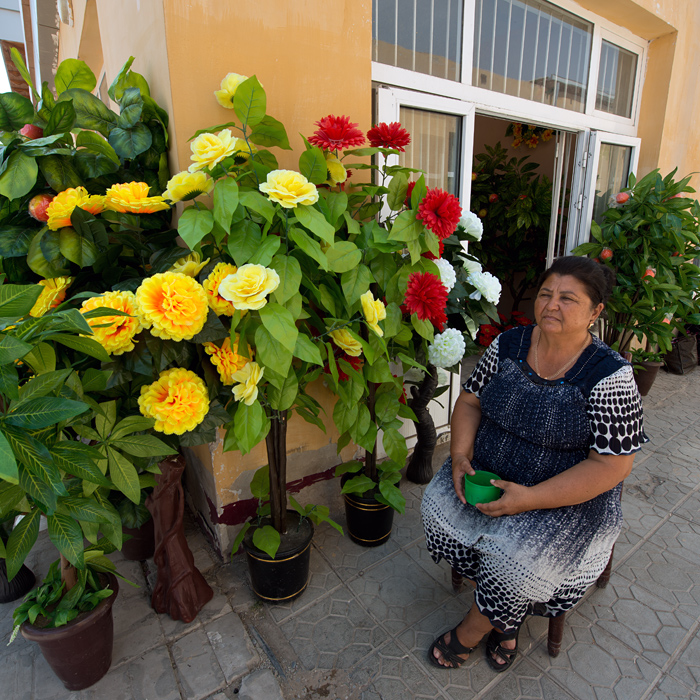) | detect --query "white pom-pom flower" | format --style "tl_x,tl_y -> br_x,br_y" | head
467,270 -> 502,304
428,328 -> 466,368
433,258 -> 456,292
460,210 -> 483,241
462,257 -> 482,275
